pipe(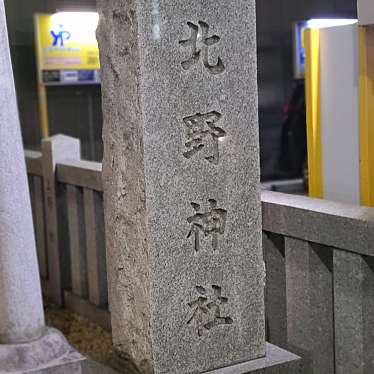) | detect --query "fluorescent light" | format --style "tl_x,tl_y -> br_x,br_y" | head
52,11 -> 99,24
306,18 -> 357,29
50,12 -> 99,44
